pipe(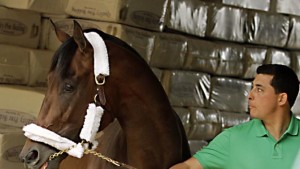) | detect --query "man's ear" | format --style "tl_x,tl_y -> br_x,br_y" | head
278,93 -> 288,106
